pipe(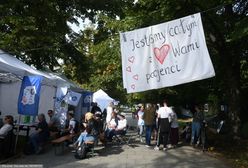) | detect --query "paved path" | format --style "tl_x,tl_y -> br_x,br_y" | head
8,138 -> 230,168
7,114 -> 231,168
